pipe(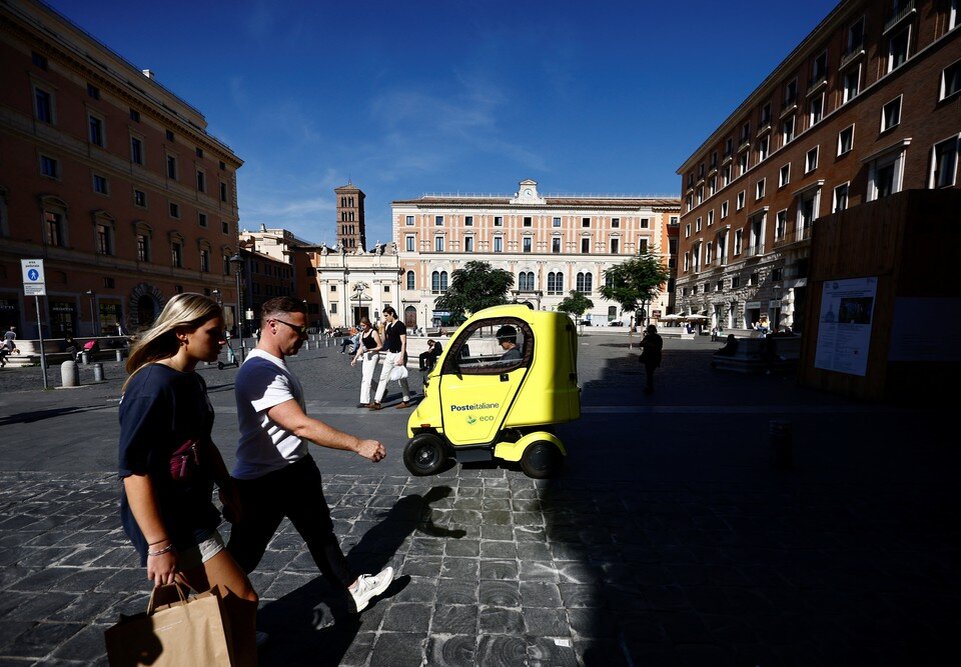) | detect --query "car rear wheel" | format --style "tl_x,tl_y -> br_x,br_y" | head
403,433 -> 447,476
520,441 -> 562,479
